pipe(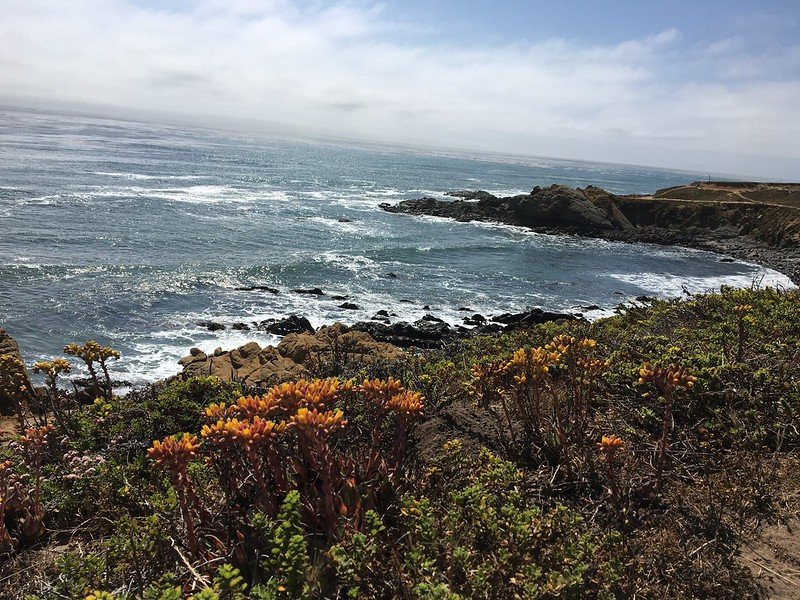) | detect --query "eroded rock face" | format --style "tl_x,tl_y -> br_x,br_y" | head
178,323 -> 403,386
511,185 -> 620,230
0,329 -> 32,413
